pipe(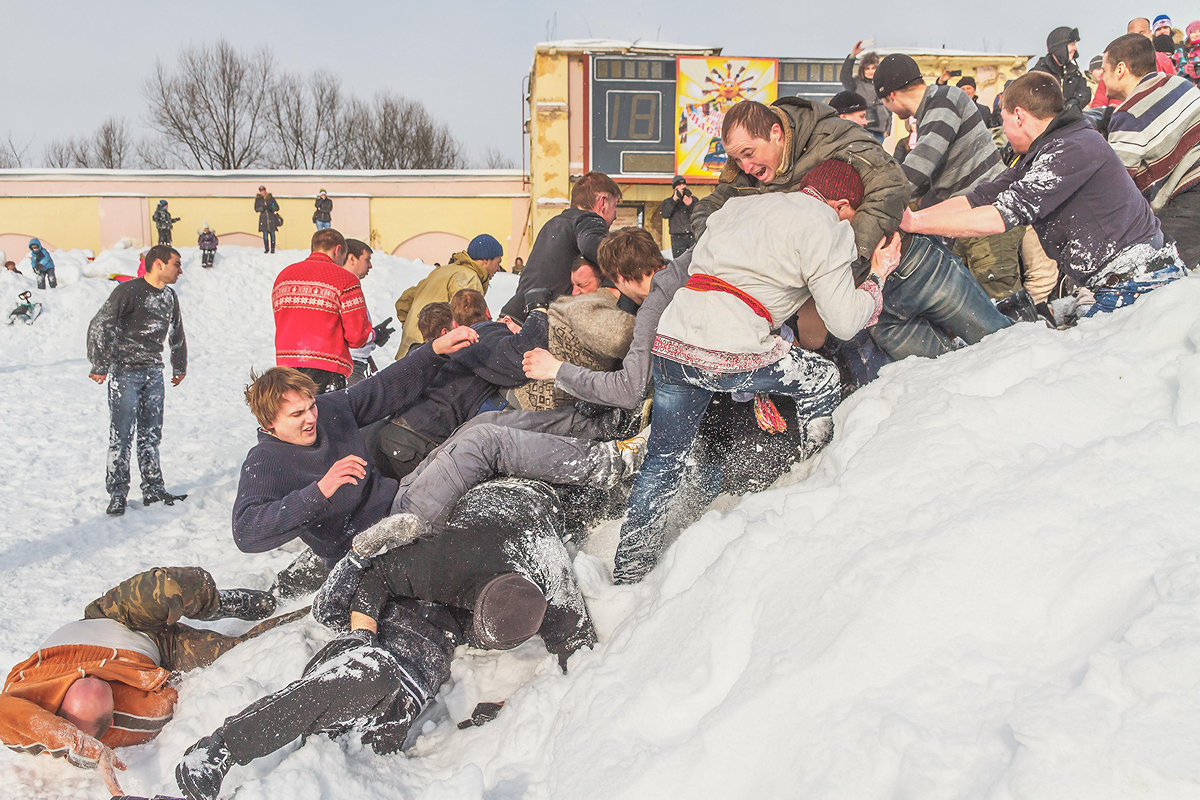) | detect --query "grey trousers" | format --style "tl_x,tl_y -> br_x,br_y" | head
389,422 -> 624,534
460,406 -> 607,439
